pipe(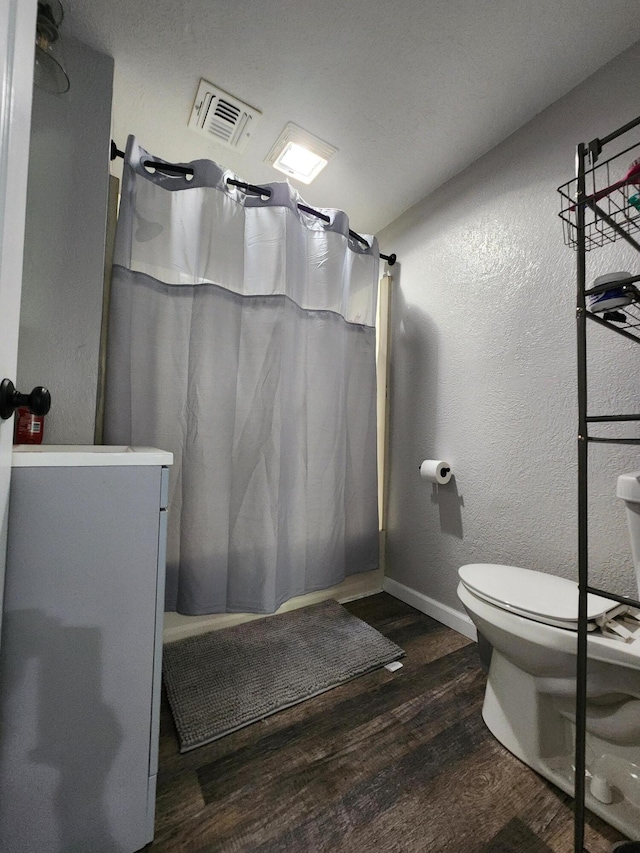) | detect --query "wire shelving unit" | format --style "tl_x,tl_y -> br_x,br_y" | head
558,114 -> 640,853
